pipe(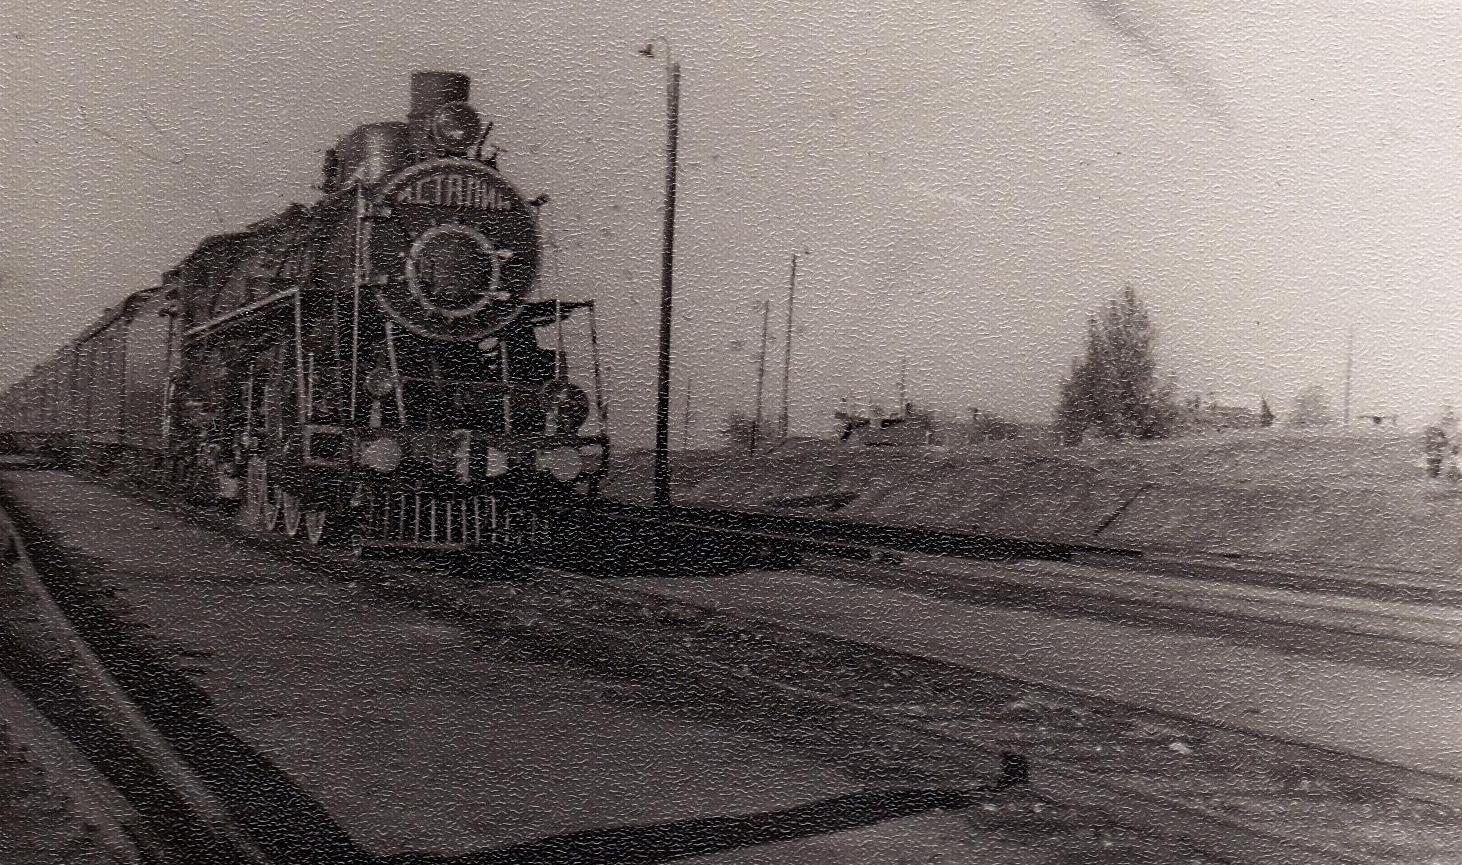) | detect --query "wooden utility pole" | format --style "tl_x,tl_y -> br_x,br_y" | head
1343,326 -> 1354,426
779,250 -> 804,441
898,355 -> 907,415
681,373 -> 693,451
750,299 -> 771,455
